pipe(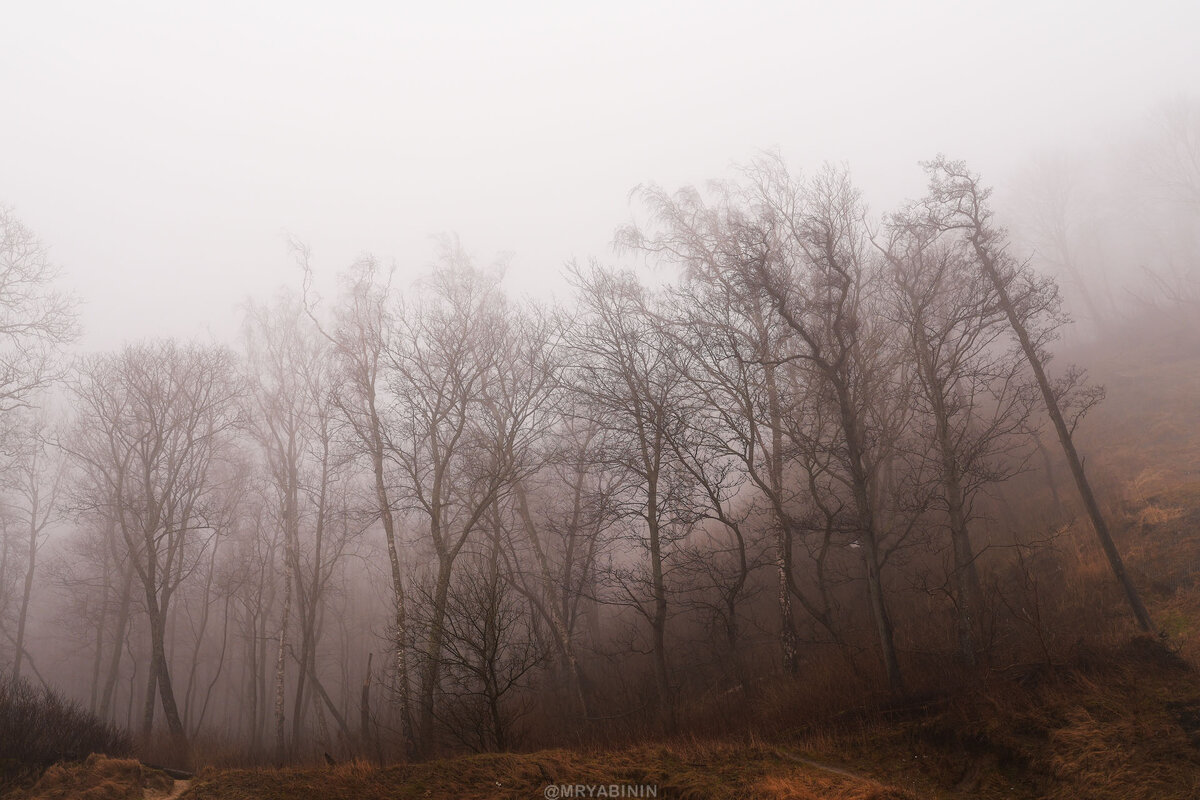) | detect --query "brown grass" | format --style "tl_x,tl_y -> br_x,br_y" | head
9,319 -> 1200,800
182,741 -> 915,800
11,754 -> 175,800
785,637 -> 1200,800
171,635 -> 1200,799
175,331 -> 1200,799
26,645 -> 1197,800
